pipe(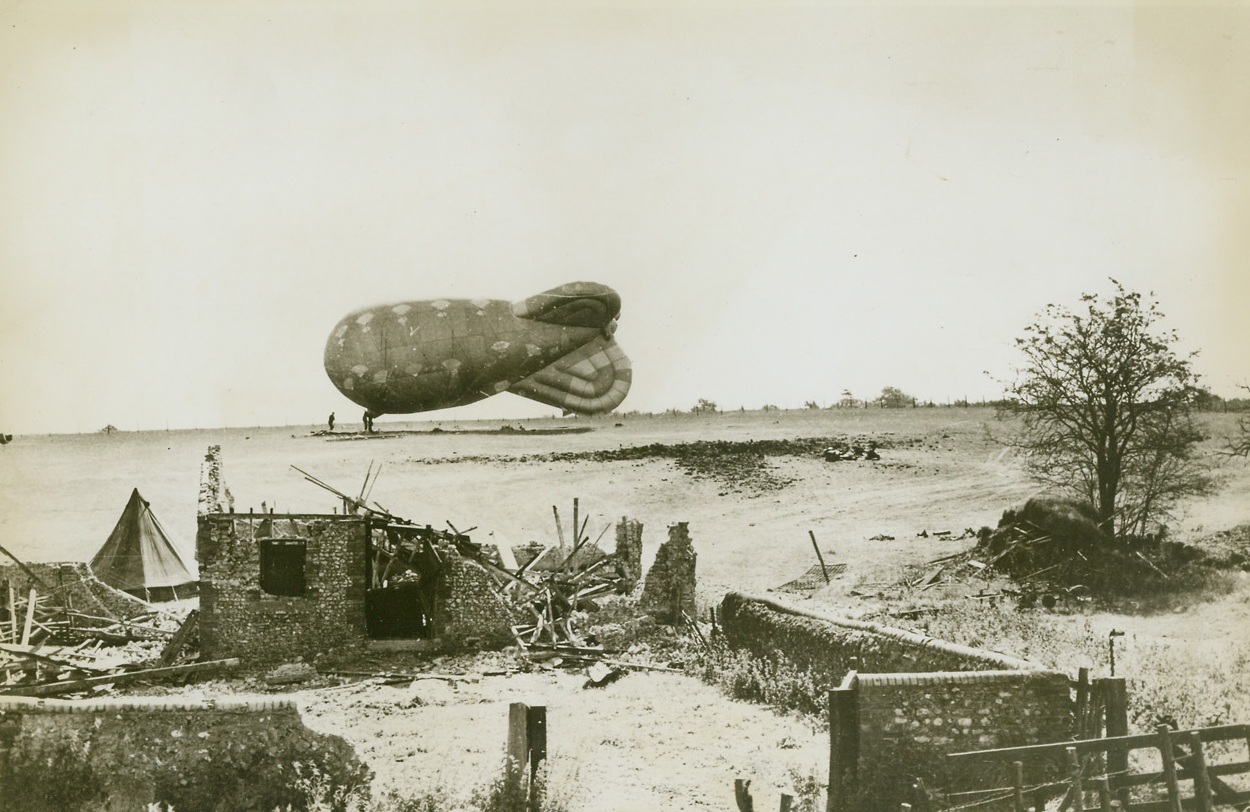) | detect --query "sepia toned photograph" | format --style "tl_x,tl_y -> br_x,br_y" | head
1,2 -> 1248,810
